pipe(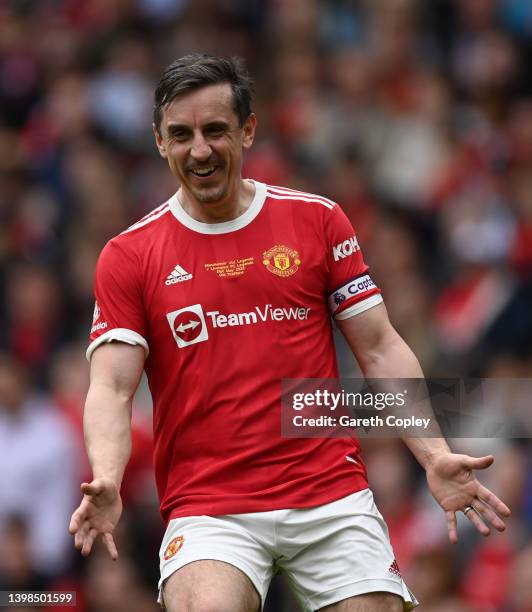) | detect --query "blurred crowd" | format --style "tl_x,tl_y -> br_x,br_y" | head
0,0 -> 531,610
